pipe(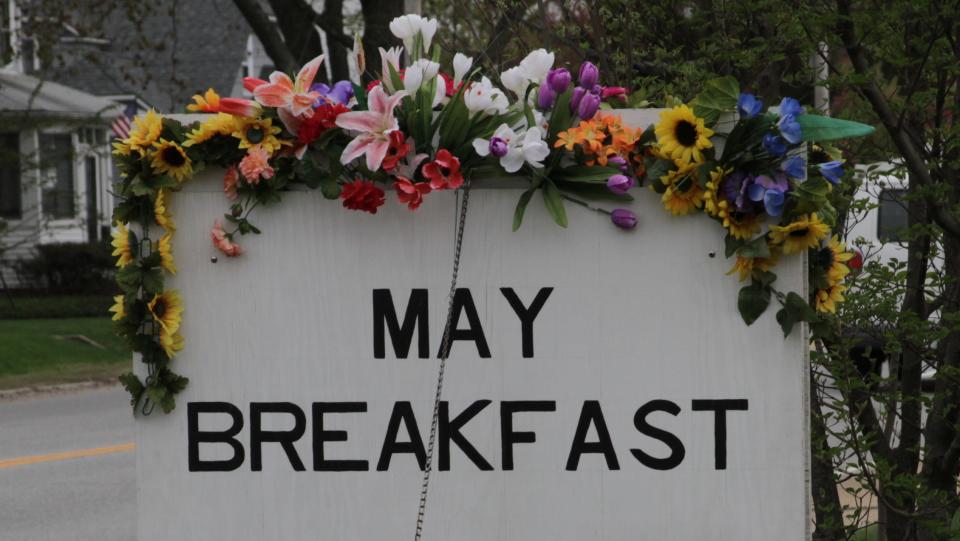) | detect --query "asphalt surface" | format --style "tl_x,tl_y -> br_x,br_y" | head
0,386 -> 135,541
